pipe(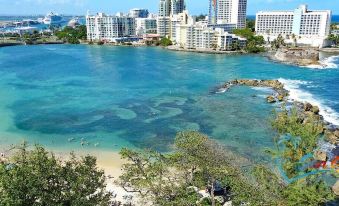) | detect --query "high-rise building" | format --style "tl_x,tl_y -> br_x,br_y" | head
255,5 -> 332,47
129,8 -> 149,18
157,0 -> 186,37
209,0 -> 247,29
158,0 -> 171,17
86,13 -> 136,42
171,0 -> 186,15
